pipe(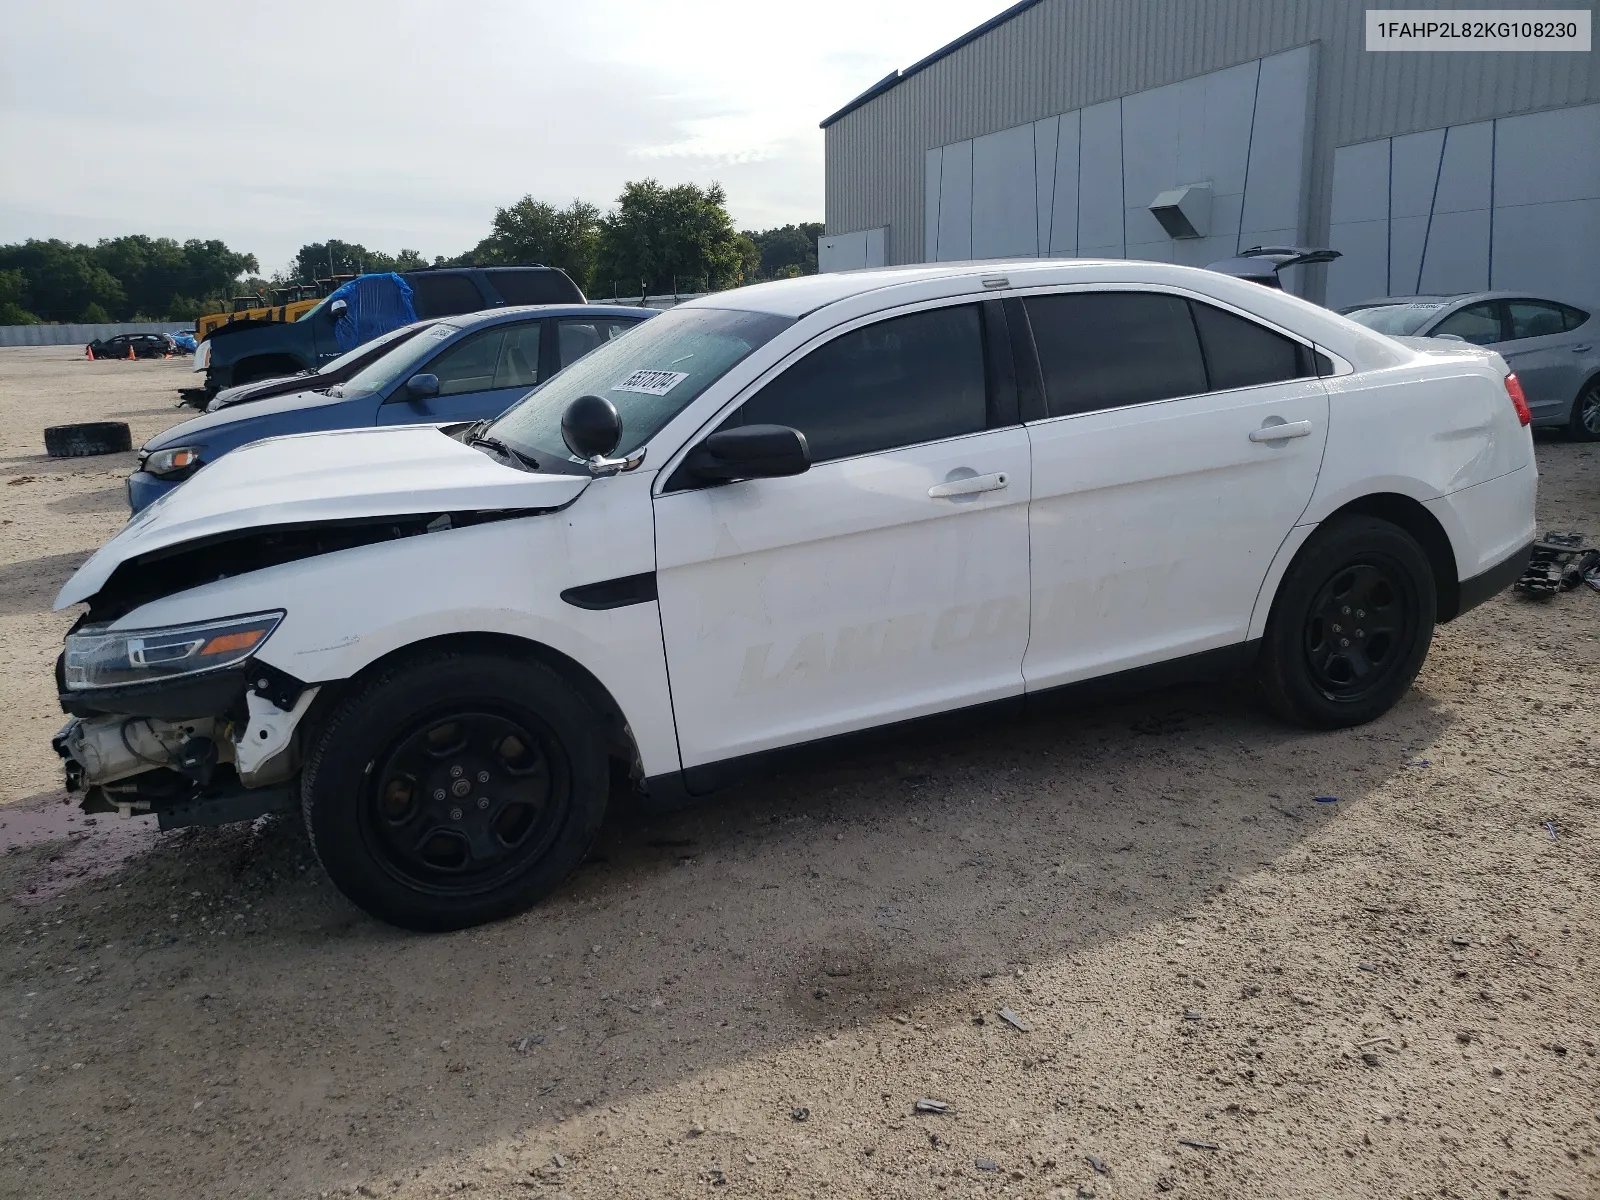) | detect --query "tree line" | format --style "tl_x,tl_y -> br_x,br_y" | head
0,181 -> 822,324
